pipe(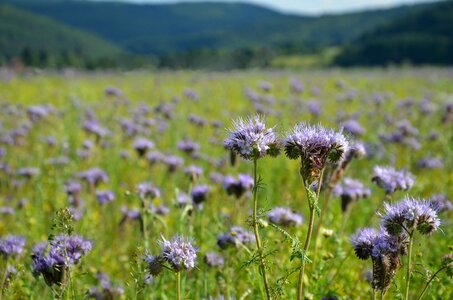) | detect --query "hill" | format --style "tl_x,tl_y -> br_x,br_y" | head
0,0 -> 436,55
334,0 -> 453,66
0,3 -> 123,67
